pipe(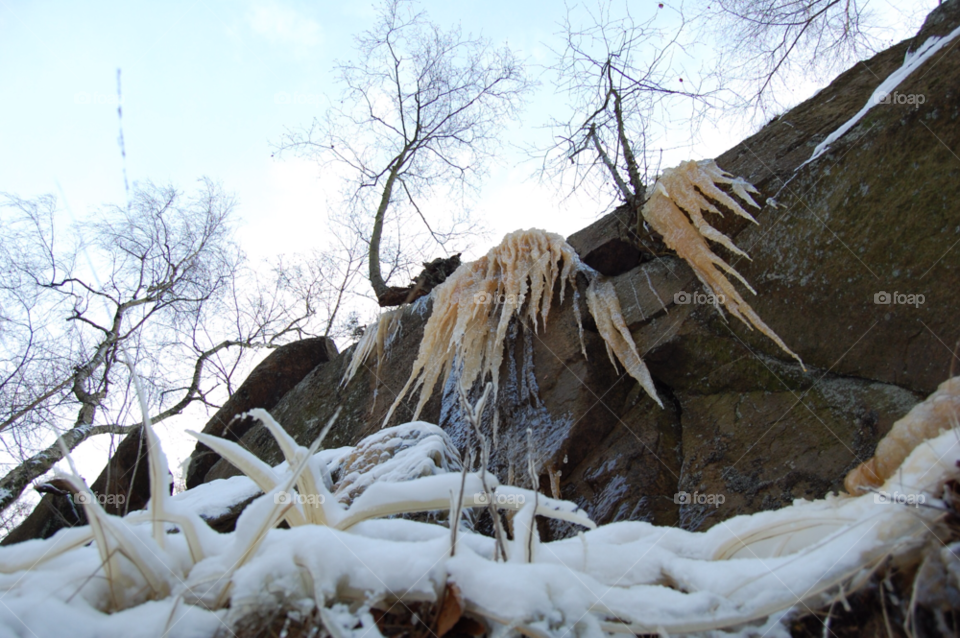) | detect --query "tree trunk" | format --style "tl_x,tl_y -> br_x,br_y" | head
369,158 -> 405,303
0,420 -> 131,514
